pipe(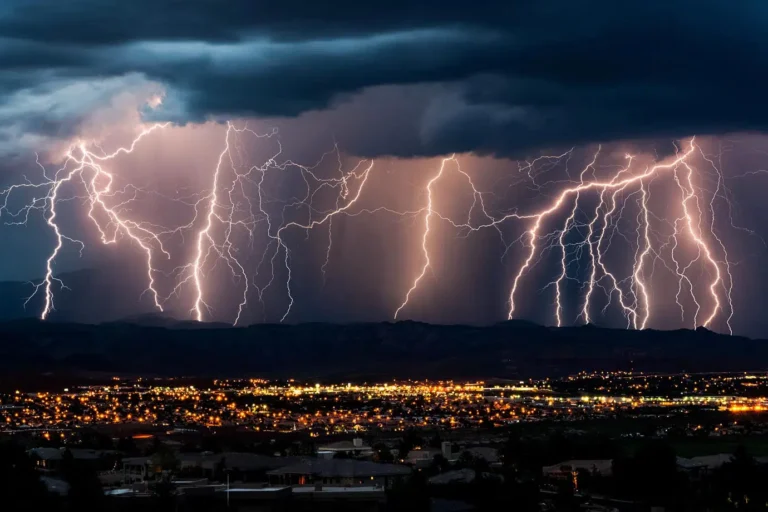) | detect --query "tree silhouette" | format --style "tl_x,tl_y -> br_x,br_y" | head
60,448 -> 105,512
612,440 -> 688,508
709,446 -> 767,510
0,440 -> 53,511
397,431 -> 424,461
373,443 -> 394,463
430,453 -> 451,473
116,437 -> 139,455
151,444 -> 179,473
